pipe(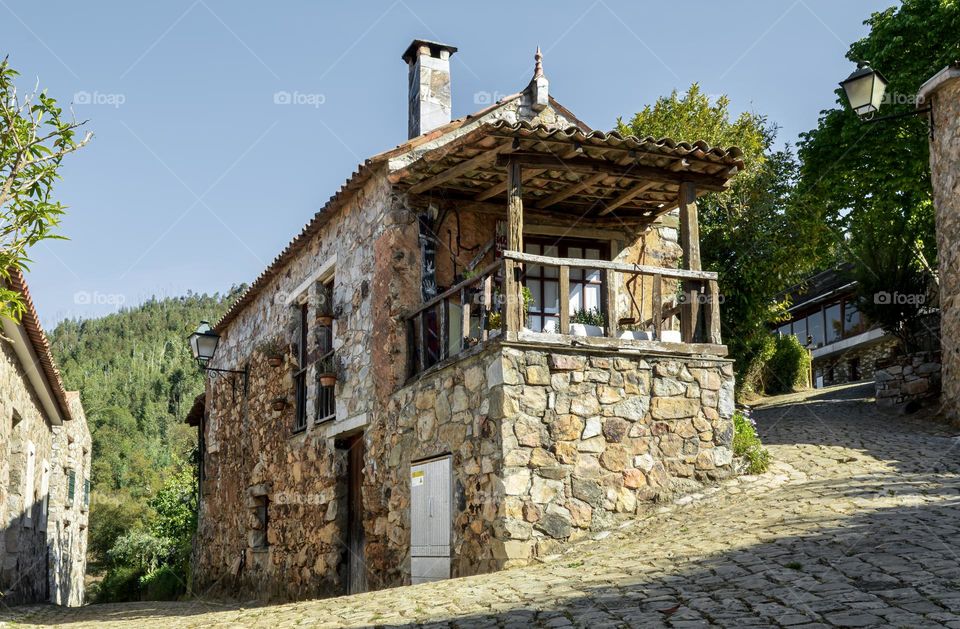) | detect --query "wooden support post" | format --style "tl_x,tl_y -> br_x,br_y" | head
679,182 -> 701,343
416,312 -> 425,372
605,269 -> 619,338
651,273 -> 662,340
704,279 -> 722,344
559,265 -> 570,335
506,158 -> 524,333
